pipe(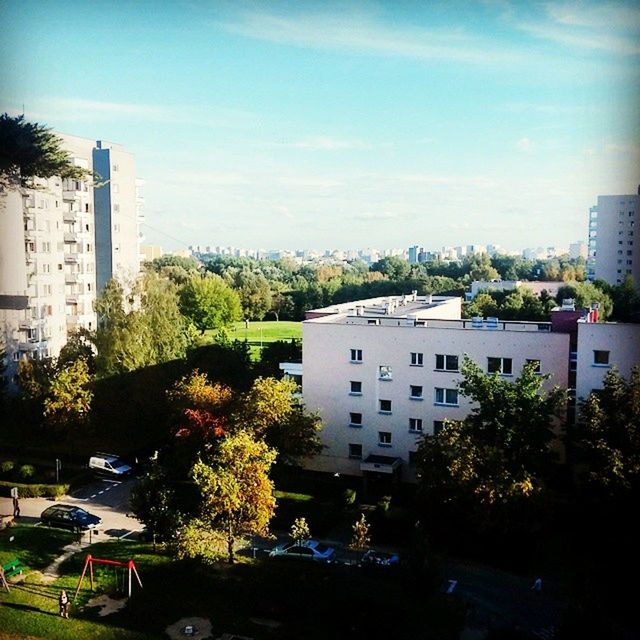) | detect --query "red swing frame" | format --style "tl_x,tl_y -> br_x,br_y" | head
74,554 -> 143,601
